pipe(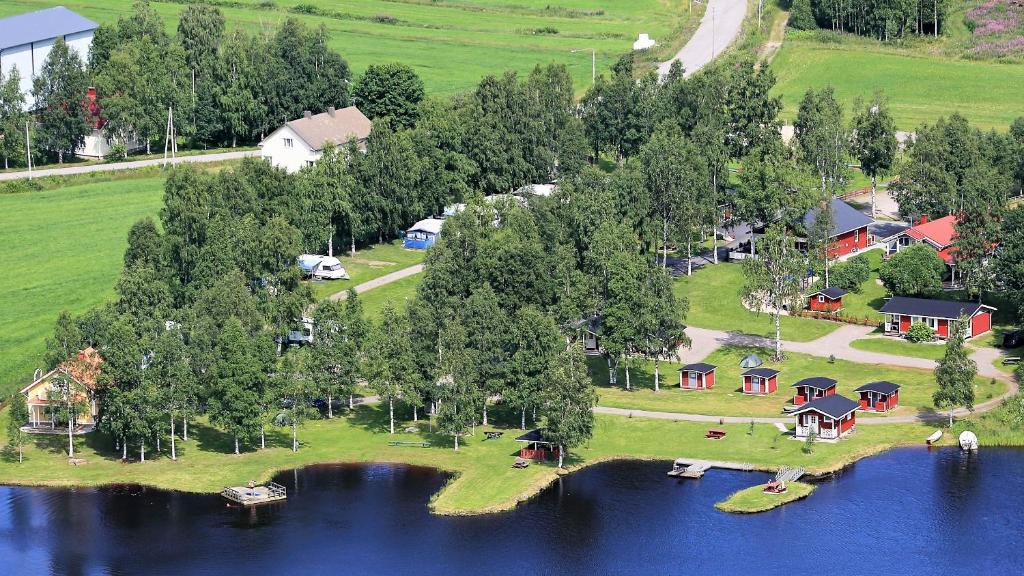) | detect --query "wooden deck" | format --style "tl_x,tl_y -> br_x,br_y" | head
221,482 -> 287,506
667,458 -> 755,479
